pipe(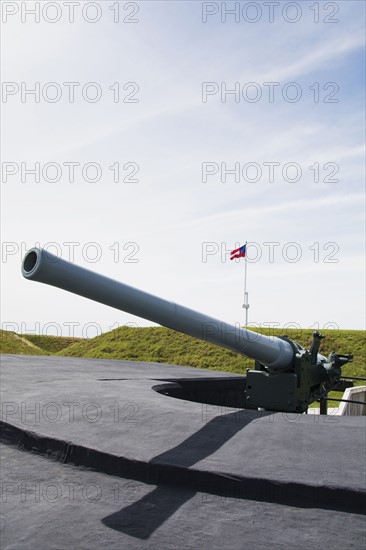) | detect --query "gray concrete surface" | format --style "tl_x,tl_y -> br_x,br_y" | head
1,443 -> 365,550
1,354 -> 365,548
